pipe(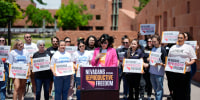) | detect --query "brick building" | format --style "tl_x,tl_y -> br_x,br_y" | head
132,0 -> 200,82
